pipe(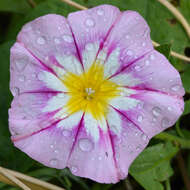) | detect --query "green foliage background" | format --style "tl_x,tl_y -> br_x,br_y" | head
0,0 -> 190,189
